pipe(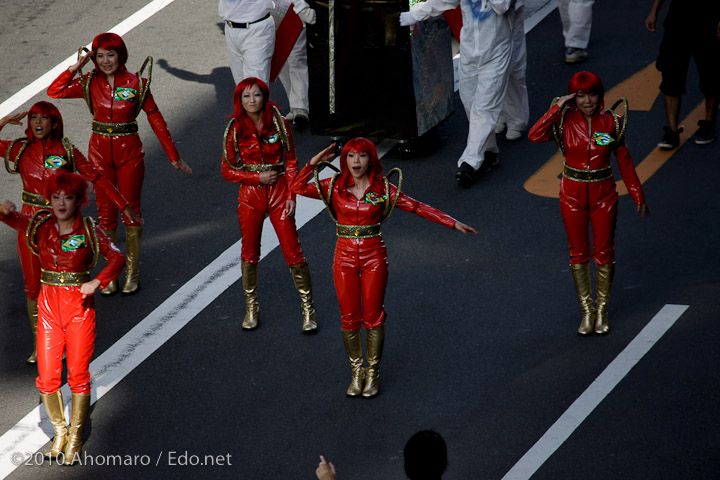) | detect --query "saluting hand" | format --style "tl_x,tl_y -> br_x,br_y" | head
556,93 -> 576,109
0,111 -> 27,127
309,143 -> 337,166
69,51 -> 93,74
